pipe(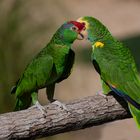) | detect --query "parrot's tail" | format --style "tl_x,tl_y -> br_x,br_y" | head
14,96 -> 32,111
128,103 -> 140,129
